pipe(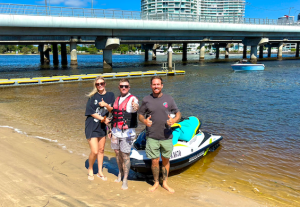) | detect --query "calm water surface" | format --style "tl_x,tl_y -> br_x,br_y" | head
0,54 -> 299,206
